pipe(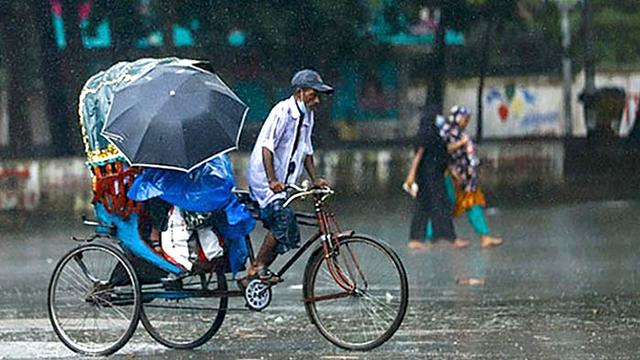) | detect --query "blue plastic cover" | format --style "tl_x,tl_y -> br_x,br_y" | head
94,203 -> 186,275
127,155 -> 254,273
